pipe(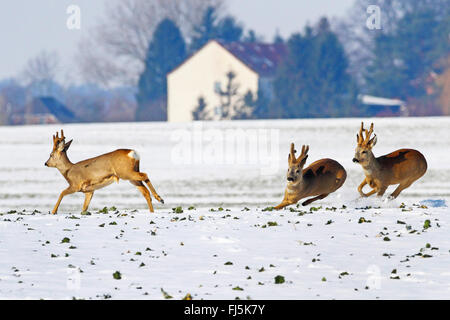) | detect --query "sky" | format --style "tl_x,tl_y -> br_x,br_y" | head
0,0 -> 355,84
